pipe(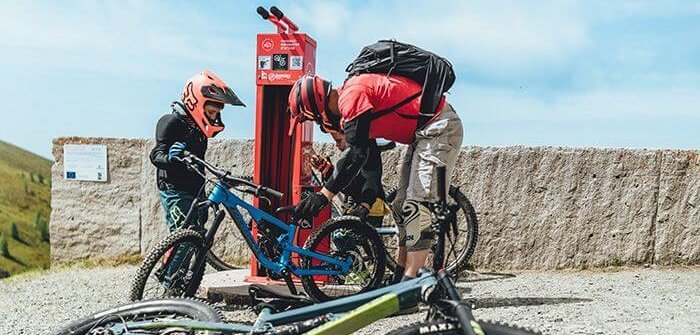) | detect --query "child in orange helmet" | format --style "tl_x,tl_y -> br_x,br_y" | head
150,70 -> 245,239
